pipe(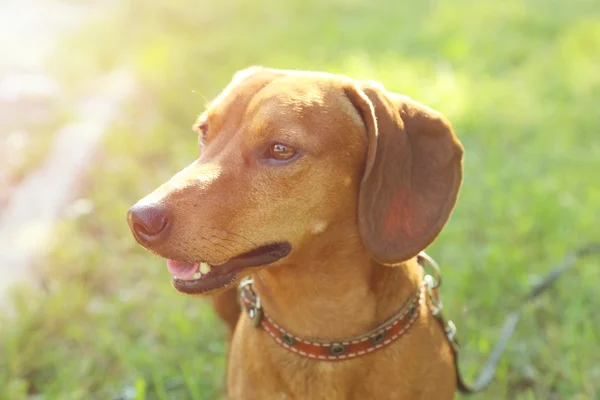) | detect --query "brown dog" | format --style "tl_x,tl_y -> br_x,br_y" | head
128,67 -> 463,399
